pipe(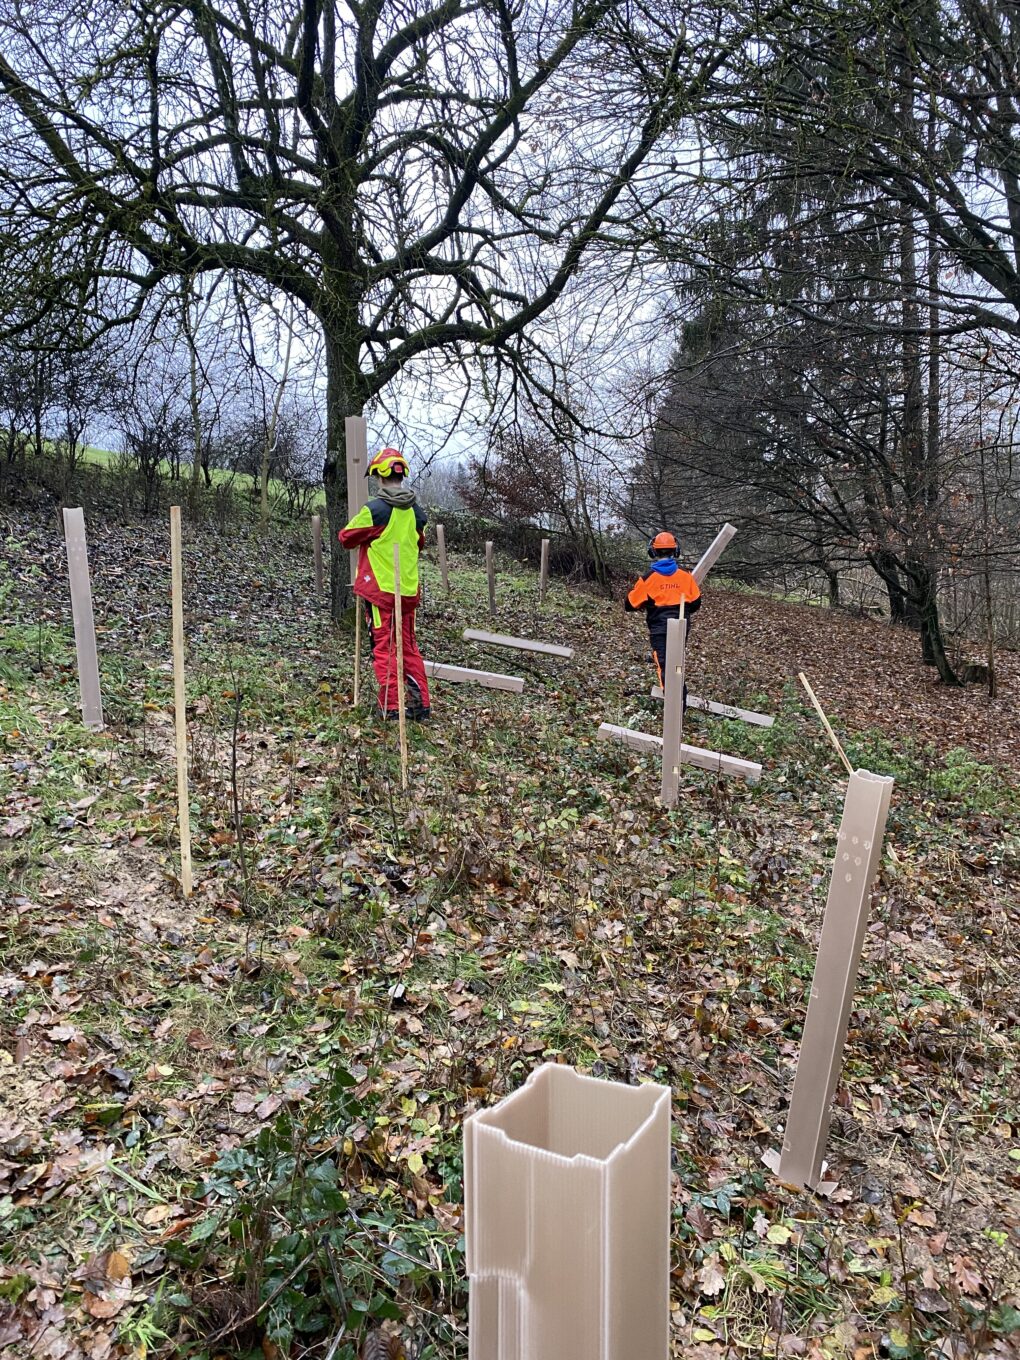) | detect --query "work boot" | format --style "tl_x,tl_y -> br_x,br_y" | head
405,677 -> 430,722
